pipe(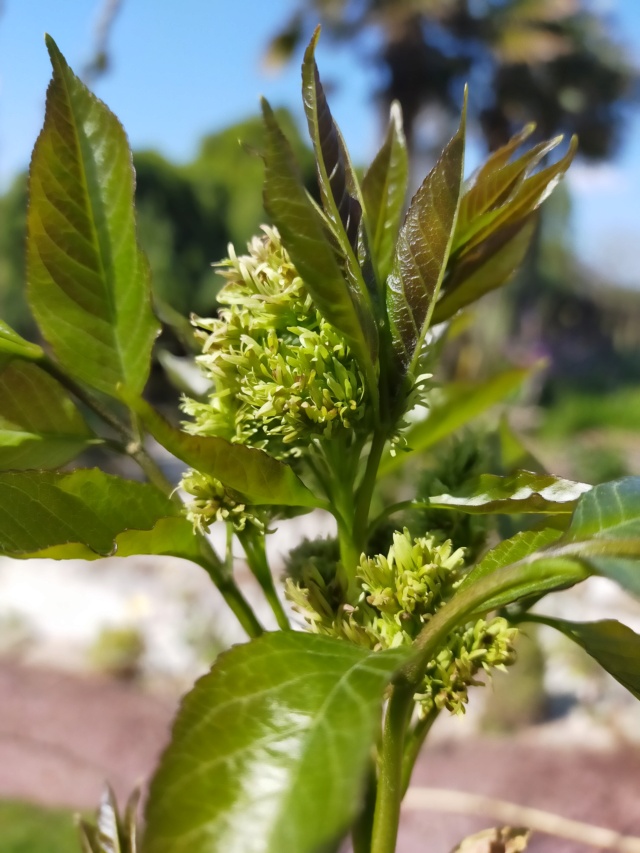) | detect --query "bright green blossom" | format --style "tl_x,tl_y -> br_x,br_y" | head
182,226 -> 370,460
285,529 -> 518,715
